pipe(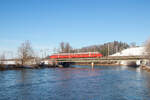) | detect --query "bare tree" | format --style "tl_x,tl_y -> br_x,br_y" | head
0,52 -> 5,65
59,42 -> 72,53
60,42 -> 65,53
18,40 -> 34,65
65,42 -> 72,53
